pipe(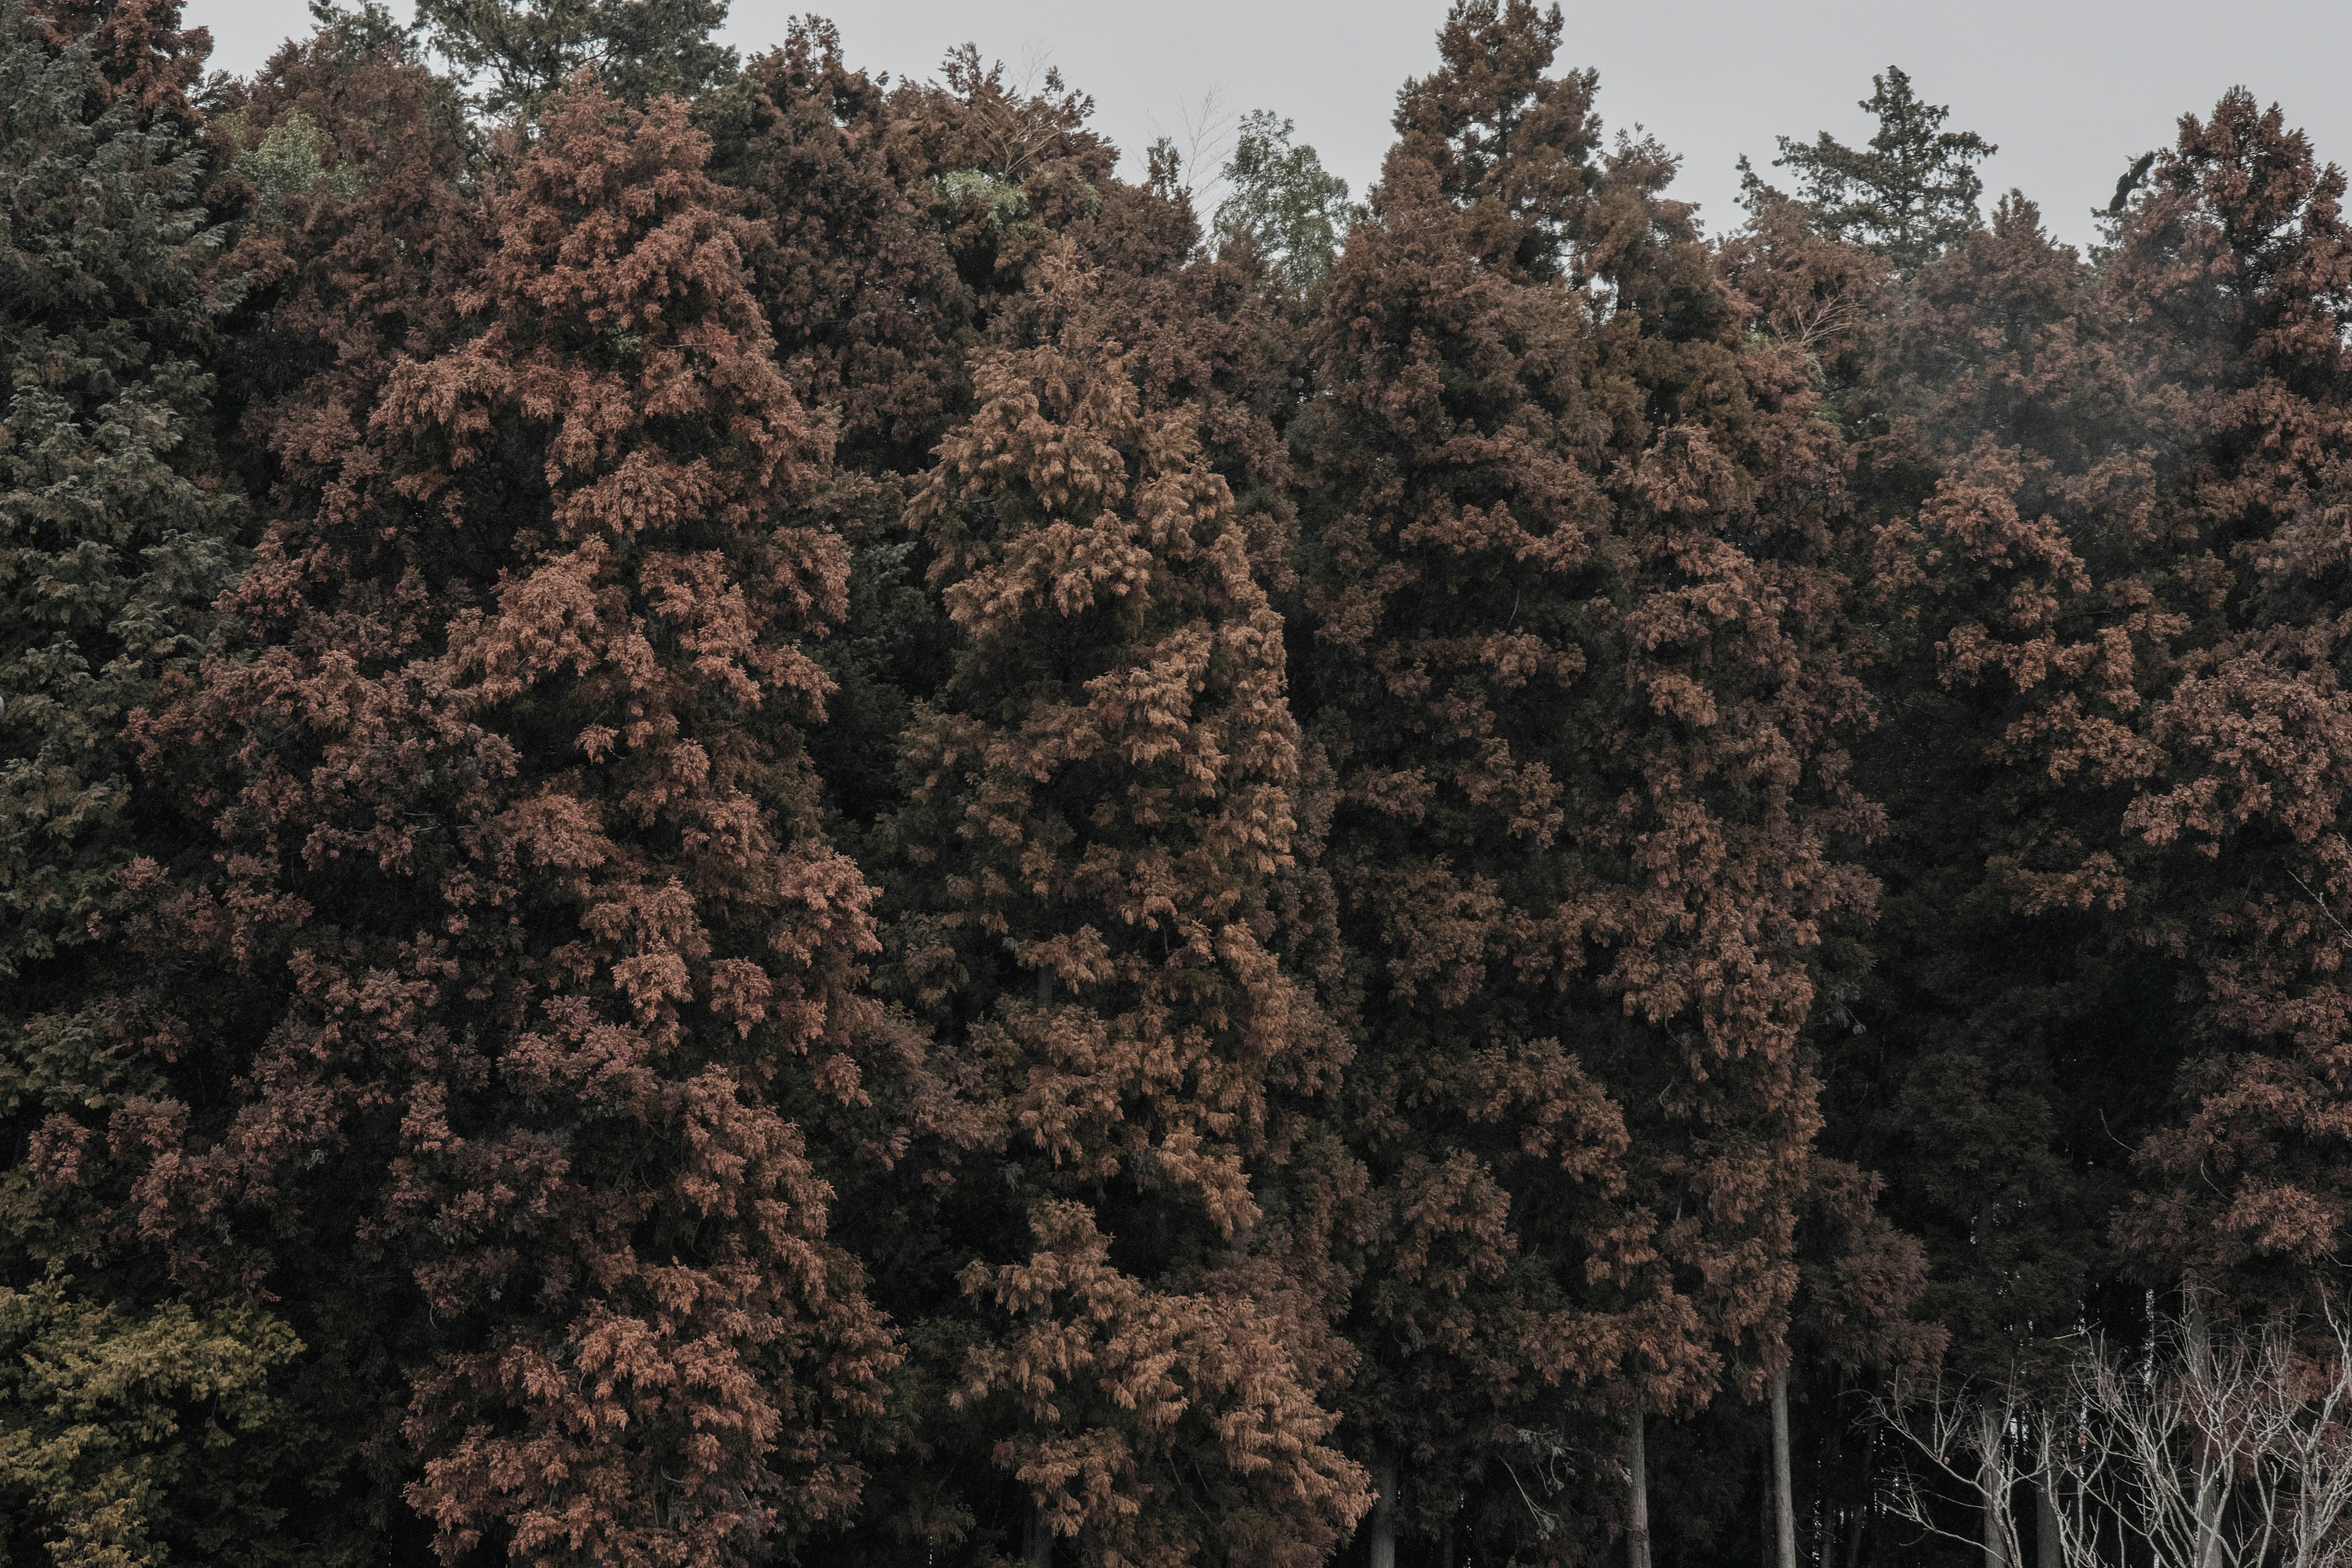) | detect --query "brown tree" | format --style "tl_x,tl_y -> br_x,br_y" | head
877,249 -> 1368,1568
2108,92 -> 2352,1306
1289,4 -> 1884,1560
50,76 -> 903,1565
